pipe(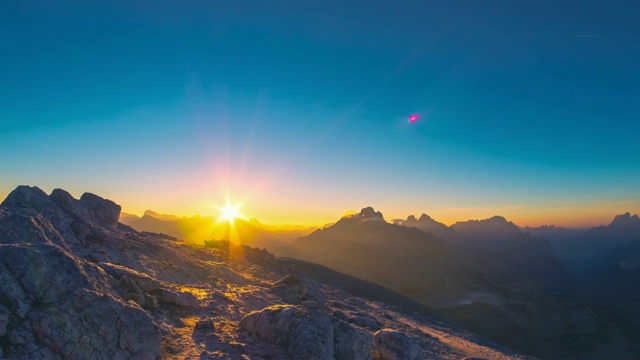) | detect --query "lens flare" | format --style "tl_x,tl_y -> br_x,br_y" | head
218,202 -> 241,225
408,114 -> 419,123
